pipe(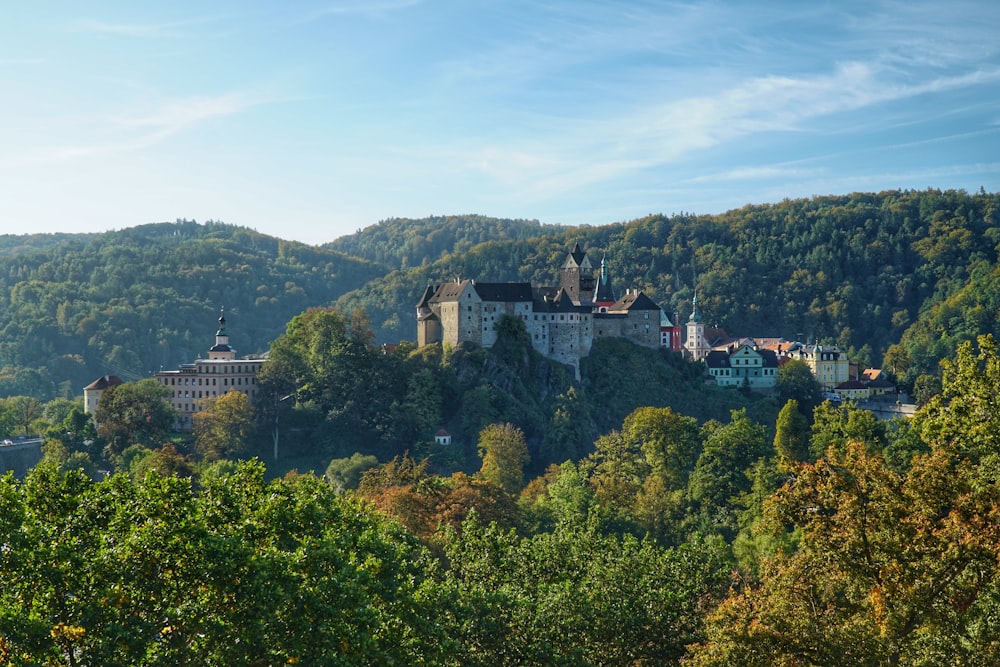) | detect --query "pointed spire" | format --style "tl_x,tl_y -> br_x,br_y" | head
688,292 -> 702,323
216,306 -> 227,336
595,254 -> 617,303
